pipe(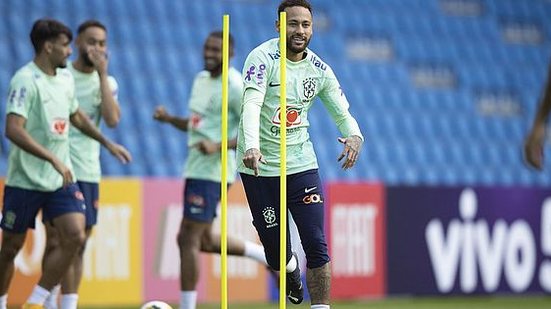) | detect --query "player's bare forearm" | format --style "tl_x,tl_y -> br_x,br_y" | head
532,62 -> 551,126
5,114 -> 57,164
524,63 -> 551,170
196,137 -> 238,154
228,137 -> 237,149
153,105 -> 189,131
99,74 -> 120,127
166,116 -> 189,131
70,109 -> 109,146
